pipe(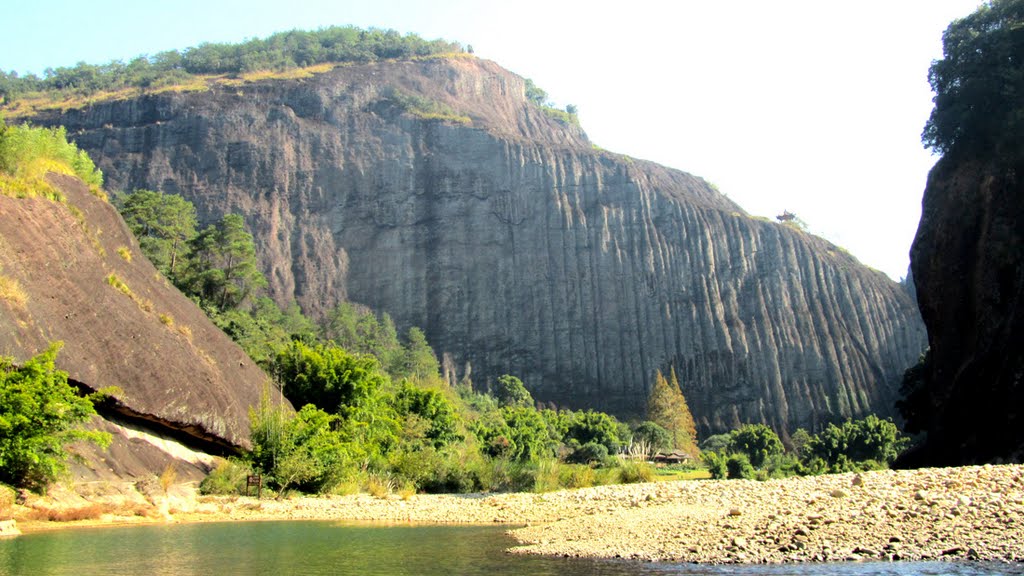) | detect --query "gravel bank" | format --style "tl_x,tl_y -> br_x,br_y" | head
16,464 -> 1024,565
